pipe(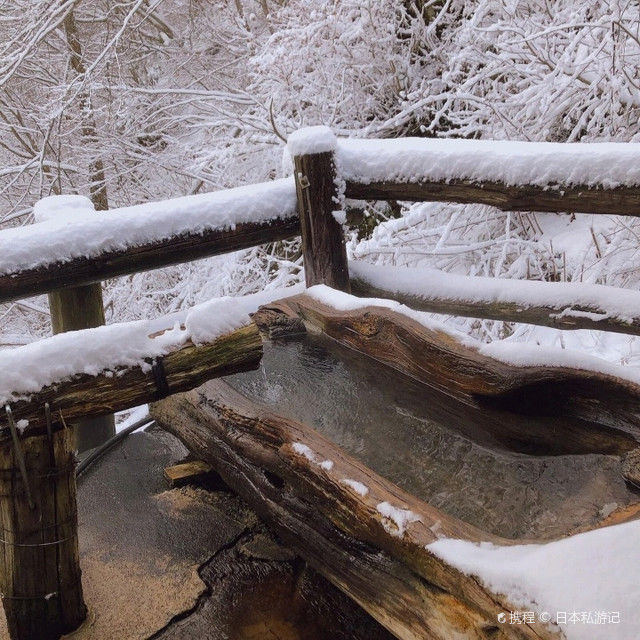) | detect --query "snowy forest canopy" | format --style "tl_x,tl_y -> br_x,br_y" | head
2,0 -> 640,364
